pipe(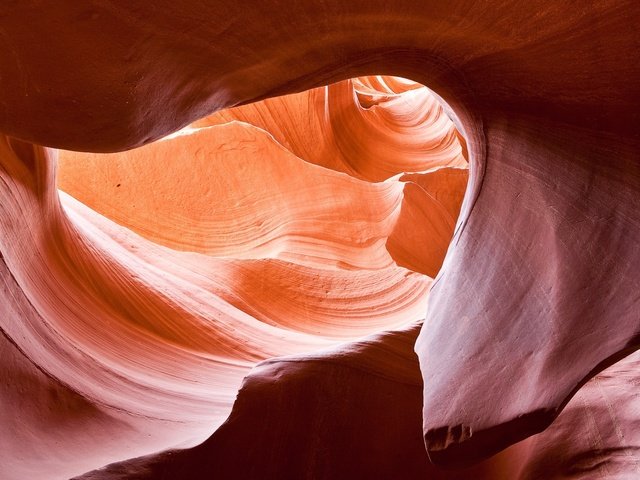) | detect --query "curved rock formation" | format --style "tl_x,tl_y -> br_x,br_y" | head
73,334 -> 640,480
1,1 -> 639,478
191,76 -> 466,182
0,75 -> 466,479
